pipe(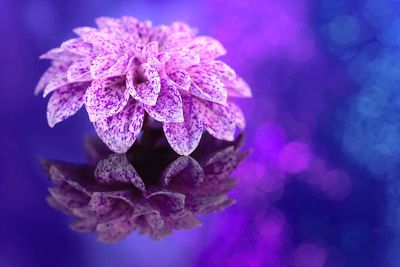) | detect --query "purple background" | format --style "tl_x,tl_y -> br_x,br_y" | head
1,0 -> 399,266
